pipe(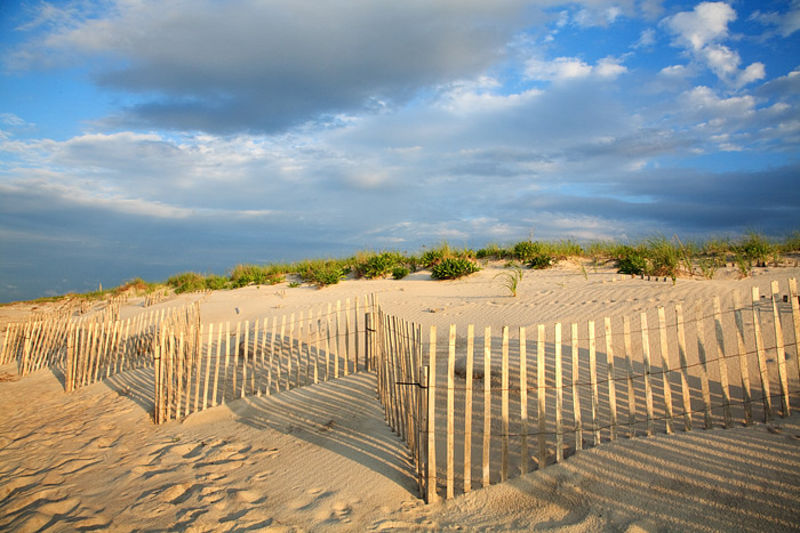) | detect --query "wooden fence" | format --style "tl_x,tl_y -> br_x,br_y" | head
374,309 -> 426,493
5,279 -> 800,504
64,303 -> 200,392
375,278 -> 800,503
1,299 -> 123,375
1,295 -> 379,424
152,295 -> 379,423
